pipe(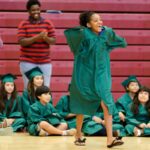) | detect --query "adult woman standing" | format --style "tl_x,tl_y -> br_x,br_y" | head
17,0 -> 56,89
